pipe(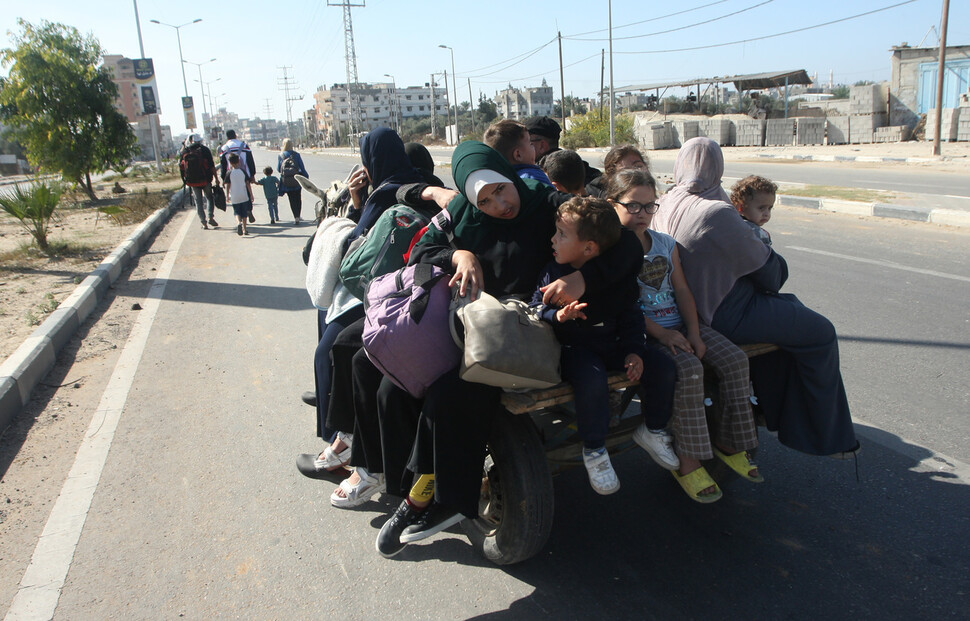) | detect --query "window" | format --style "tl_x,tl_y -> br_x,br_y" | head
406,106 -> 413,112
418,95 -> 423,100
419,106 -> 424,111
406,95 -> 412,100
